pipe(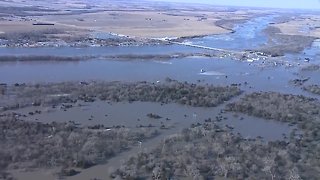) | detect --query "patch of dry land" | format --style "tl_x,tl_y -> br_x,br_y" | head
0,0 -> 268,40
35,11 -> 235,38
0,0 -> 258,40
0,19 -> 82,34
272,15 -> 320,38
